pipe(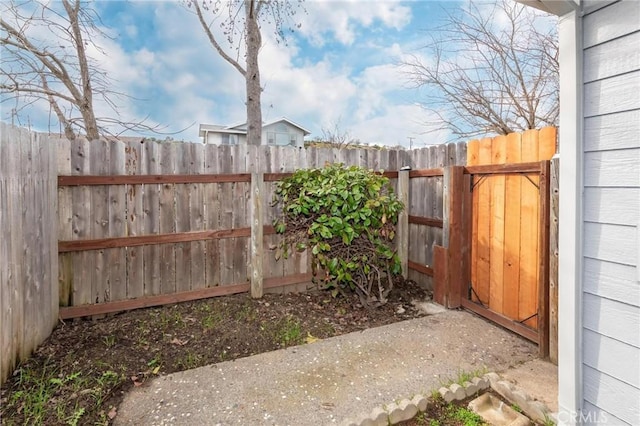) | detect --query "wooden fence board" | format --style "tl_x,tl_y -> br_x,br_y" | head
57,138 -> 73,307
431,145 -> 446,271
159,143 -> 177,295
539,127 -> 557,160
31,133 -> 45,346
0,178 -> 9,381
47,137 -> 58,330
189,143 -> 206,291
520,130 -> 541,328
8,173 -> 22,363
175,146 -> 192,293
71,140 -> 92,306
503,132 -> 523,319
237,147 -> 250,285
233,177 -> 249,285
265,148 -> 284,284
416,148 -> 429,285
125,141 -> 144,299
7,132 -> 21,366
204,144 -> 221,288
21,130 -> 34,357
90,141 -> 110,304
143,141 -> 161,295
218,146 -> 235,286
489,135 -> 507,314
109,141 -> 127,302
475,137 -> 493,304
